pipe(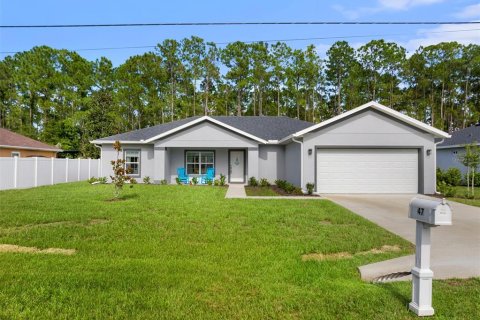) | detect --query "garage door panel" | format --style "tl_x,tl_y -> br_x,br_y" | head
316,148 -> 418,194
